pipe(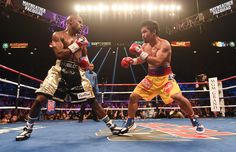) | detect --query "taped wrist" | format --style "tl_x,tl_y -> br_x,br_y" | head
132,58 -> 138,65
68,42 -> 80,53
140,52 -> 149,60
